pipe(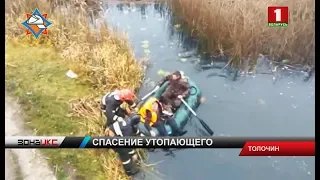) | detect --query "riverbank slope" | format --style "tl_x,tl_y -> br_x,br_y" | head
5,0 -> 145,179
